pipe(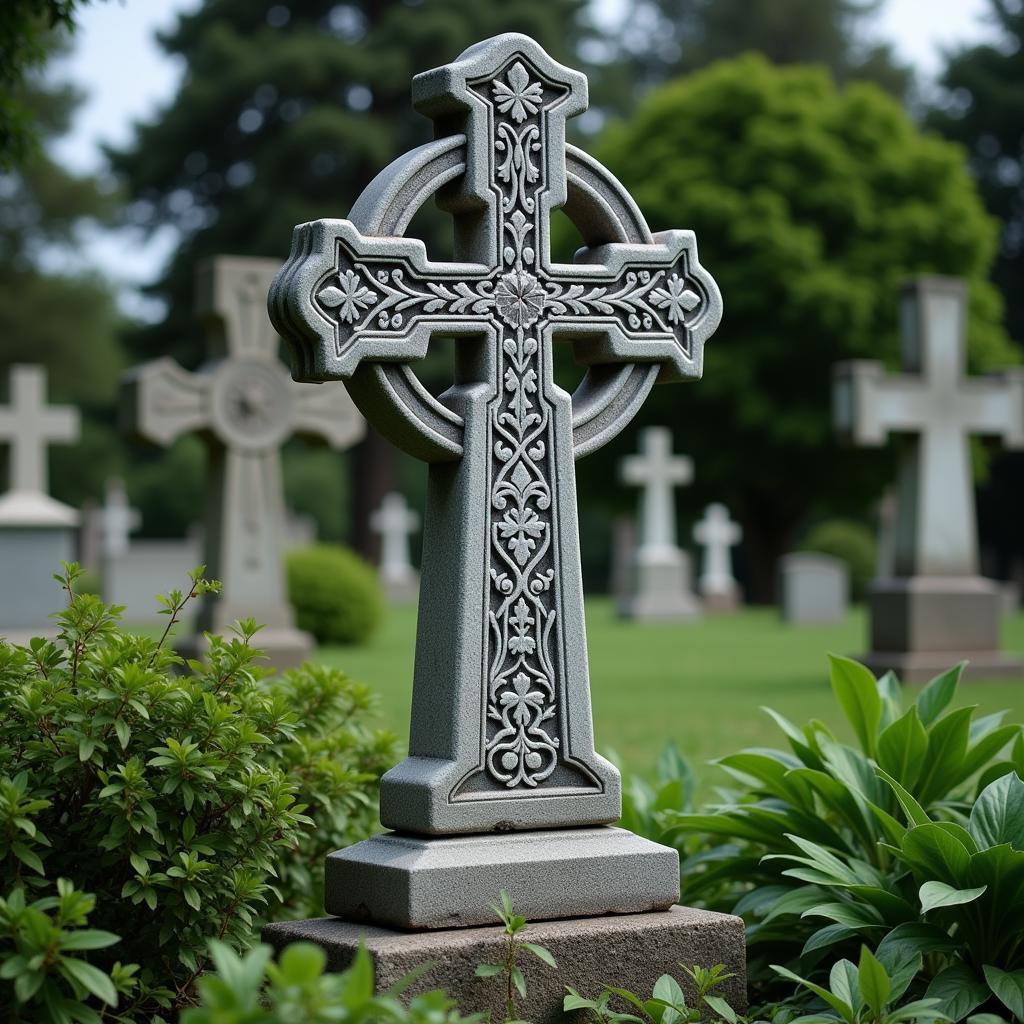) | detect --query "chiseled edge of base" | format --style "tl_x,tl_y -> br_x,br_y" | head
262,905 -> 747,1023
325,825 -> 680,930
856,650 -> 1024,683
